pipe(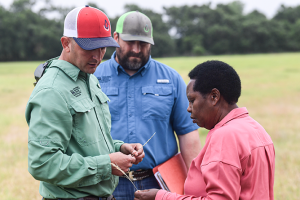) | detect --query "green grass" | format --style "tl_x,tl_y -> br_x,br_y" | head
0,53 -> 299,199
